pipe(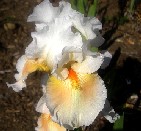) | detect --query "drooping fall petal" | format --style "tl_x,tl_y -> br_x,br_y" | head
35,113 -> 66,131
46,70 -> 107,129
